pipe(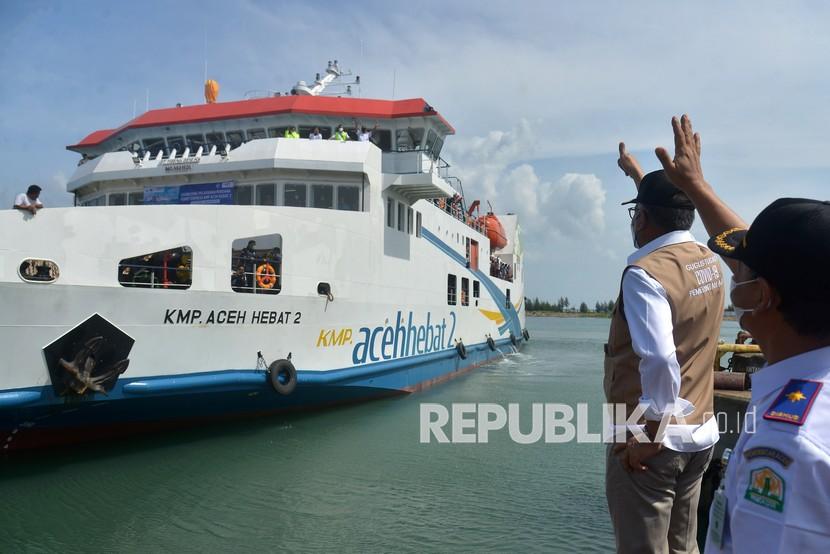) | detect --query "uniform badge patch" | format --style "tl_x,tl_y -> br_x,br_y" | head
744,447 -> 793,467
763,379 -> 822,426
745,467 -> 785,512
